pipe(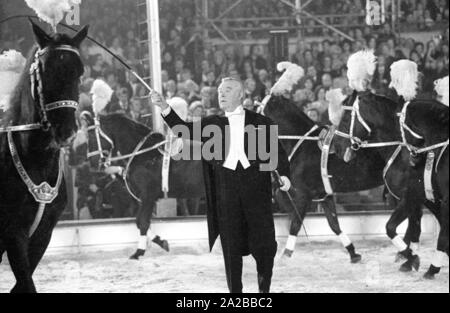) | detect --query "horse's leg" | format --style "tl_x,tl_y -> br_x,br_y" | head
27,207 -> 63,276
322,196 -> 361,264
424,196 -> 449,279
4,230 -> 36,293
0,240 -> 4,264
279,189 -> 309,258
179,199 -> 190,216
130,191 -> 169,260
404,205 -> 423,257
386,198 -> 421,273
